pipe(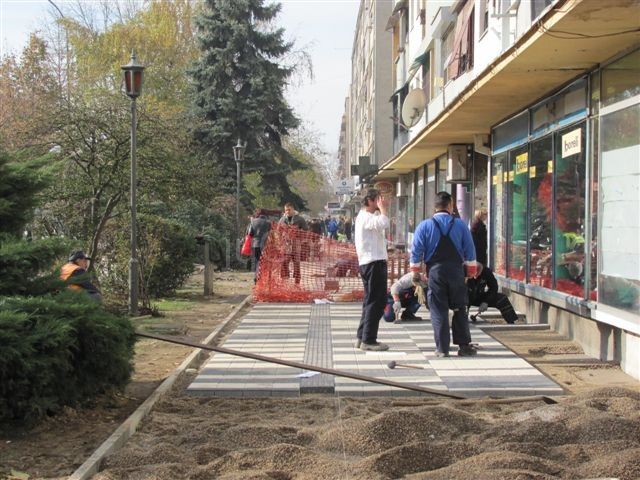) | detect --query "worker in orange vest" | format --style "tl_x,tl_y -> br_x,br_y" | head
60,251 -> 102,302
